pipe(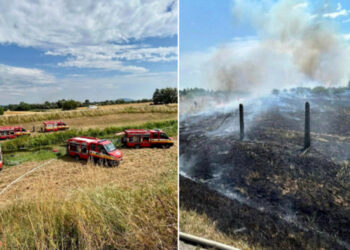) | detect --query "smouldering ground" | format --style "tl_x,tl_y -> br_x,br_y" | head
180,93 -> 350,249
